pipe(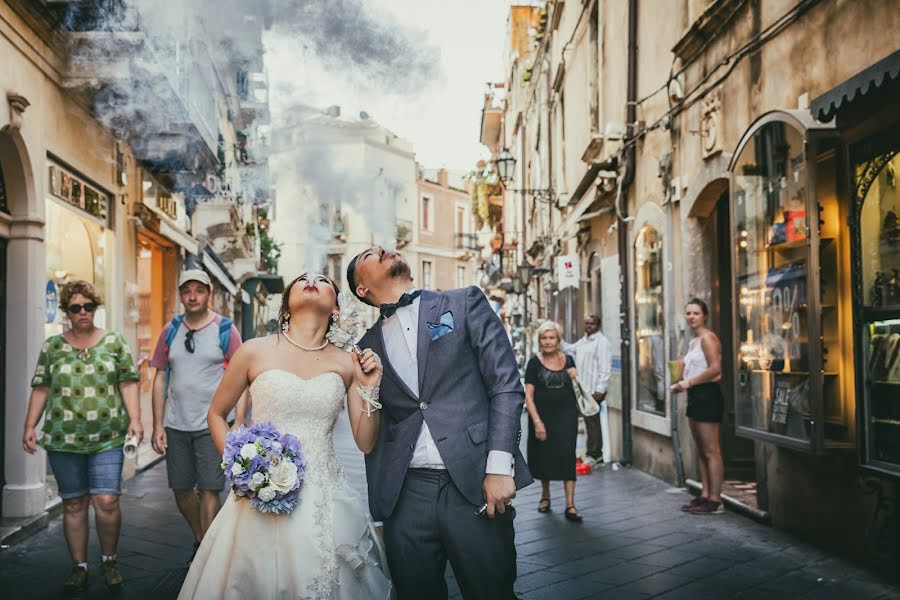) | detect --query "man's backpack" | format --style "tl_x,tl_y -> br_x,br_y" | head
163,314 -> 233,399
